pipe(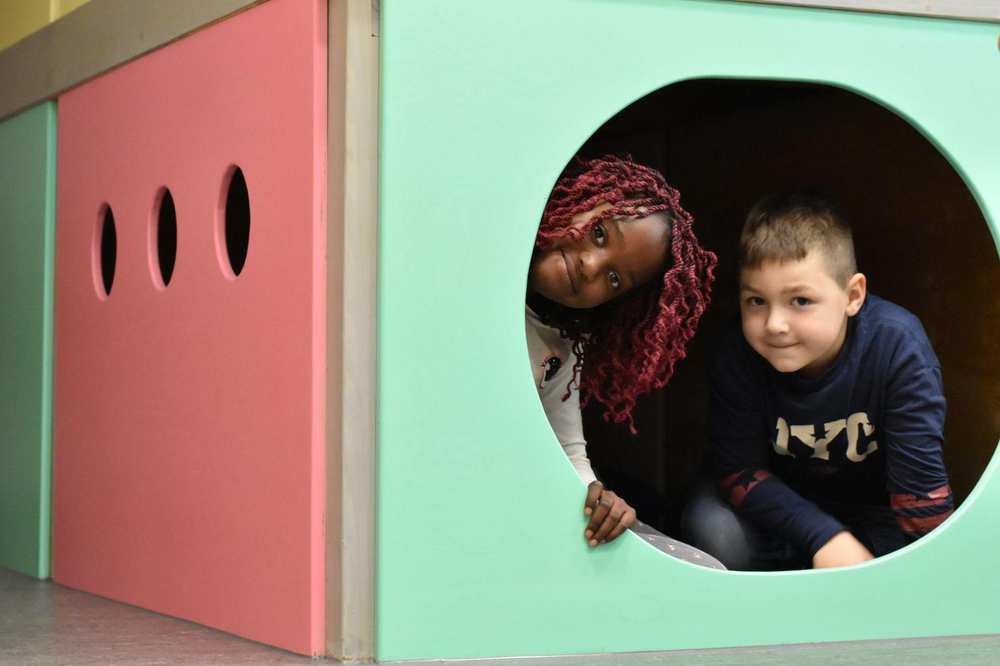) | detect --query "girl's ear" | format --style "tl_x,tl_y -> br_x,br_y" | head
845,273 -> 867,316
